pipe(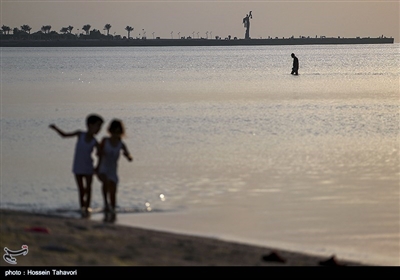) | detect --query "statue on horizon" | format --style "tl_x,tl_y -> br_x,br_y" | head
243,11 -> 252,39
